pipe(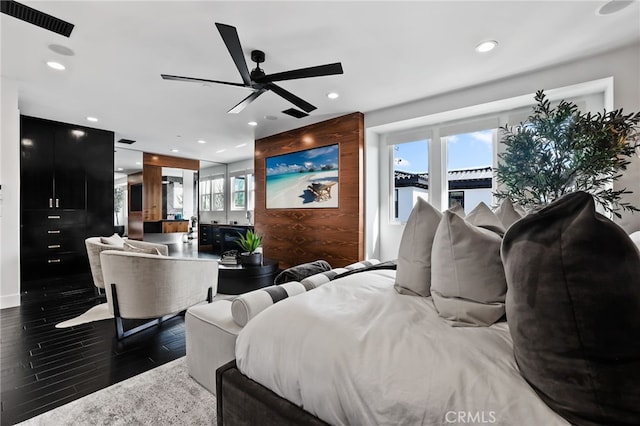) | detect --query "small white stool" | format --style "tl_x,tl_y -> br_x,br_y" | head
185,300 -> 242,395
